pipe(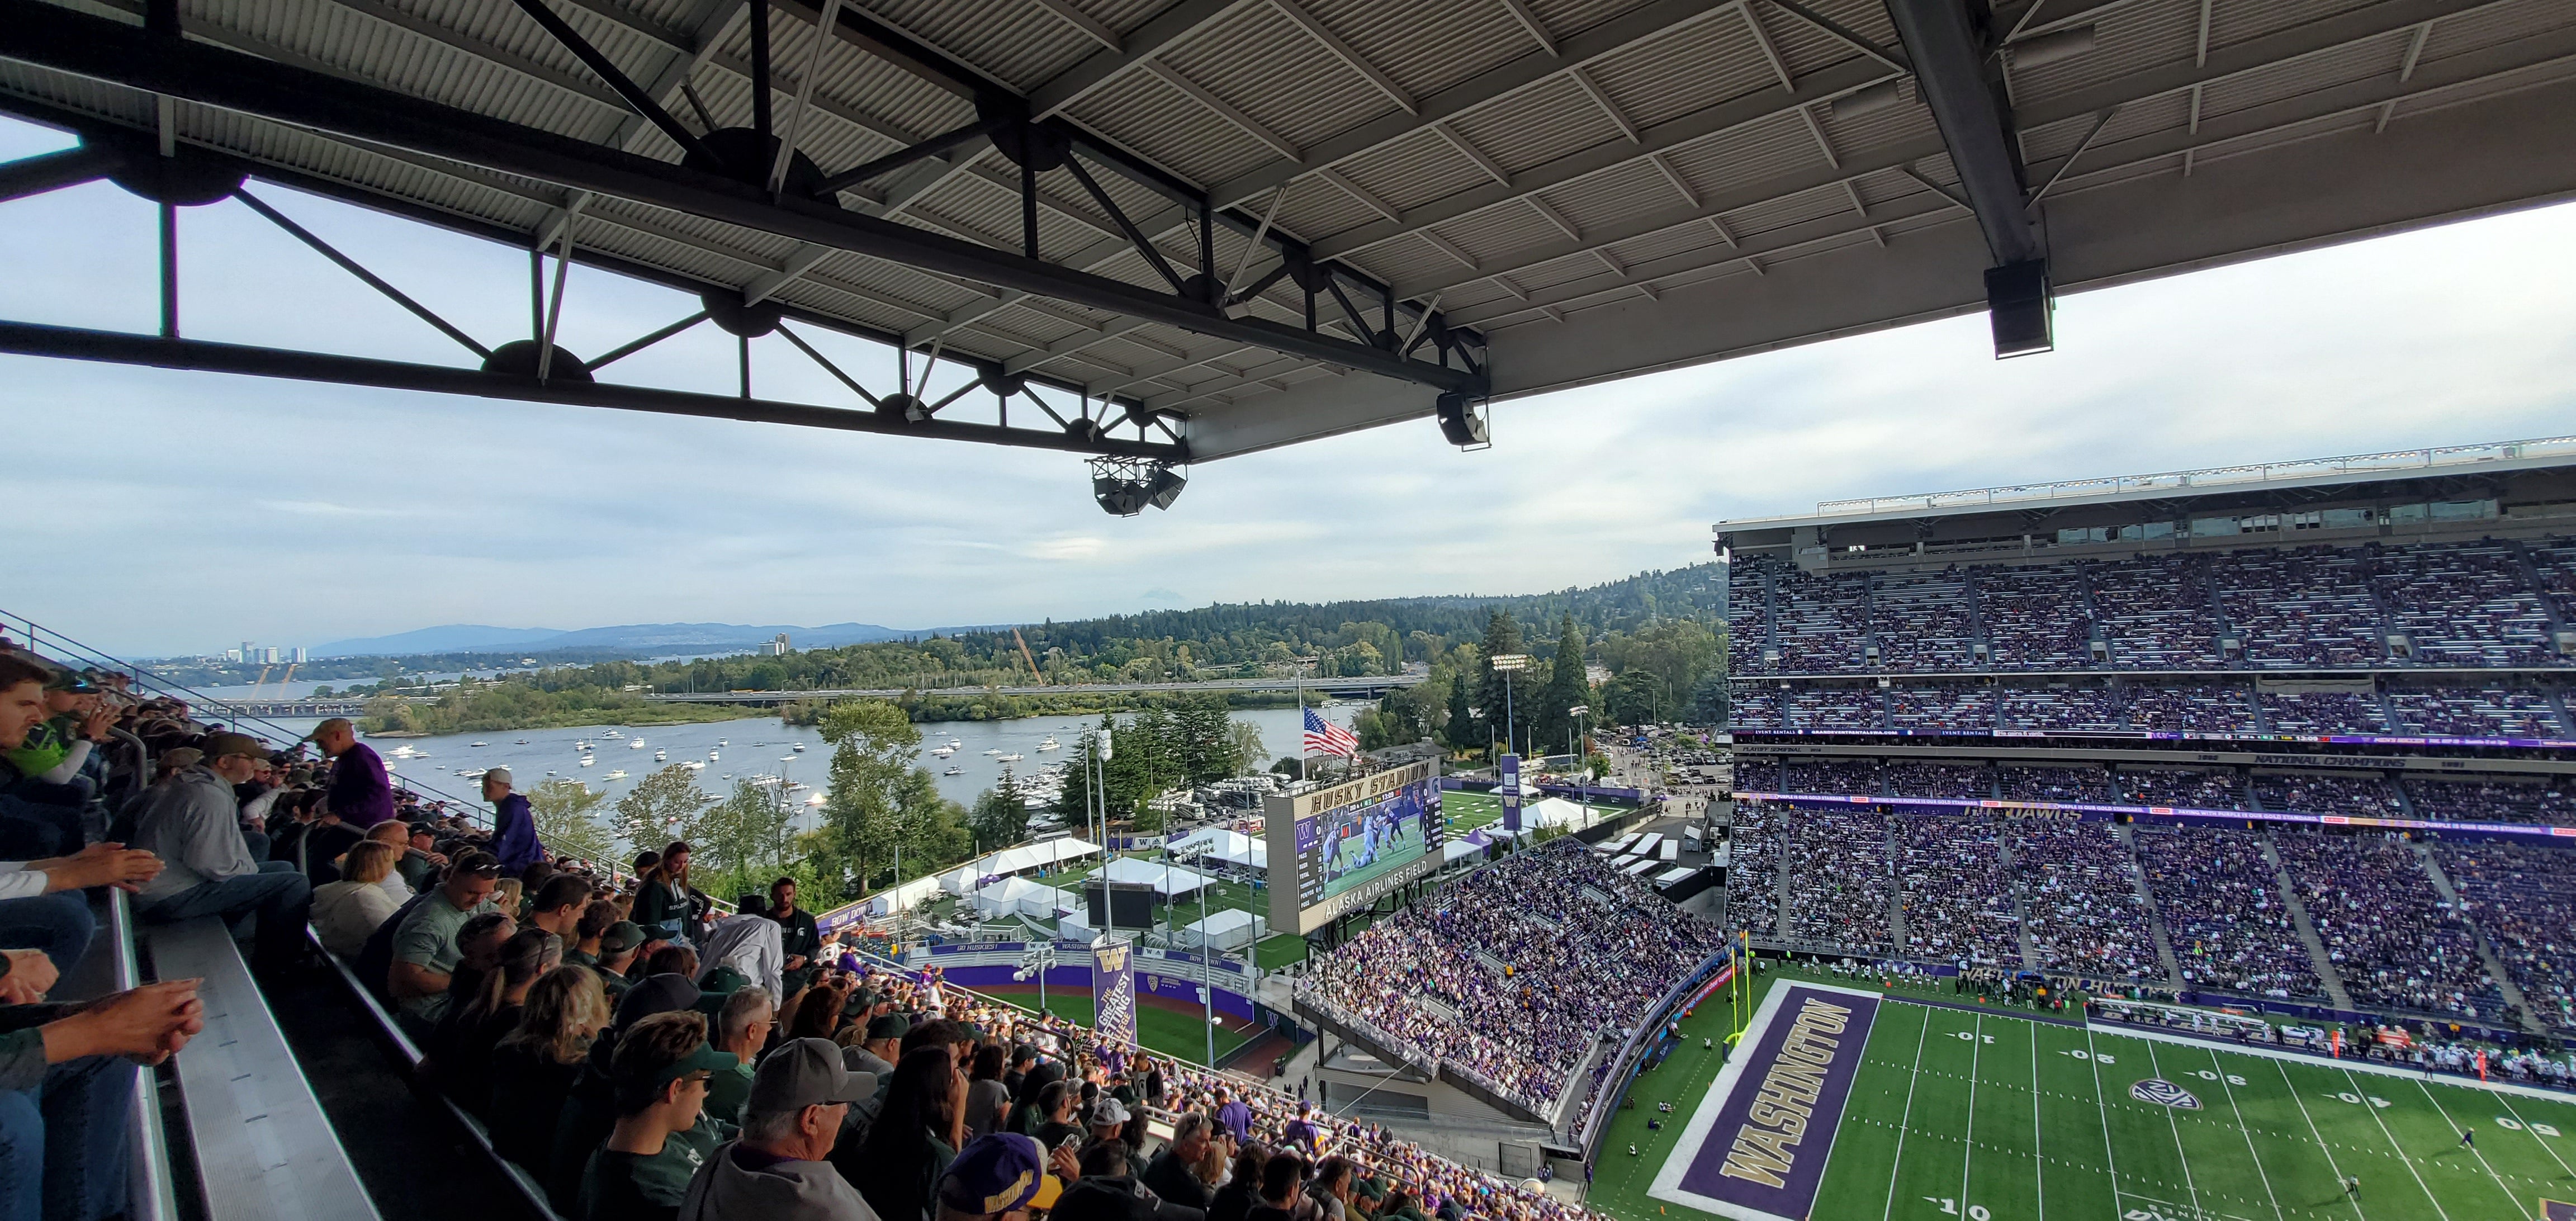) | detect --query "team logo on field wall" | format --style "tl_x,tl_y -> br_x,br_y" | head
1649,983 -> 1882,1221
2129,1078 -> 2203,1110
